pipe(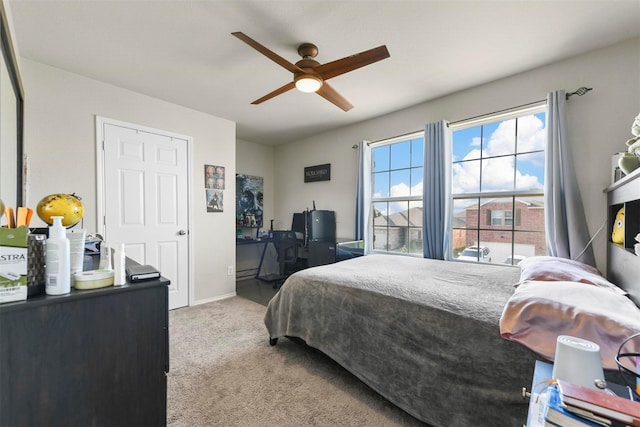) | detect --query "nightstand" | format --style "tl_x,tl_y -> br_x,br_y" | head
525,360 -> 635,426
